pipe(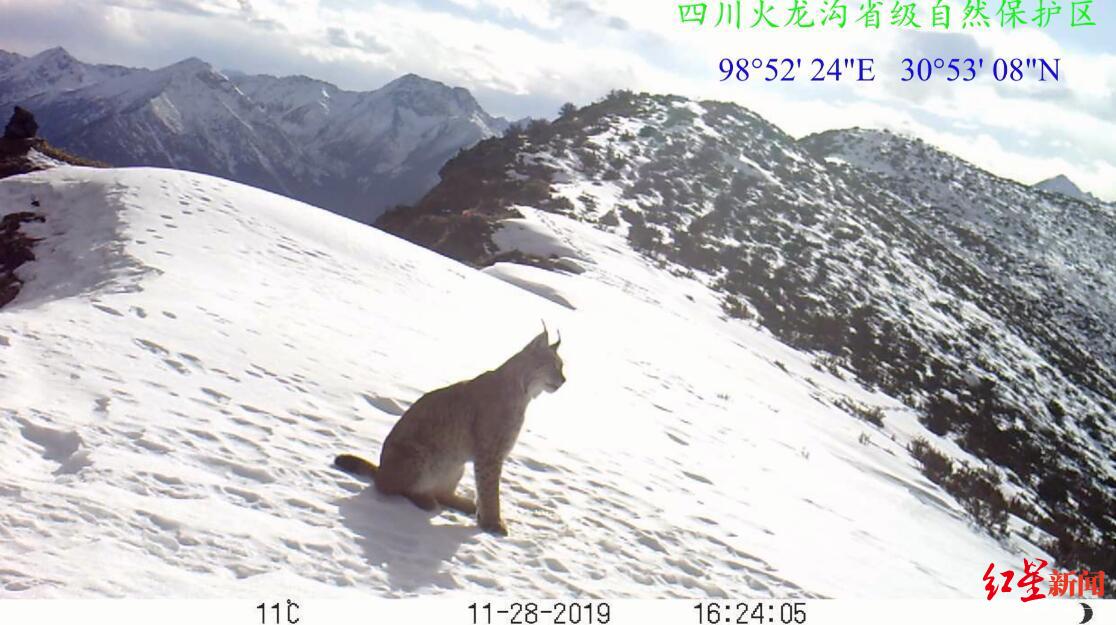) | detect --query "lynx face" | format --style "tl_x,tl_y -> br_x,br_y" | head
526,329 -> 565,393
541,343 -> 565,392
